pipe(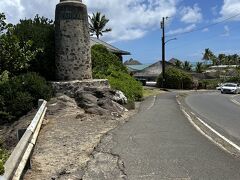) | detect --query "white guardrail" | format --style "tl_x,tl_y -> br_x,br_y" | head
0,99 -> 47,180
